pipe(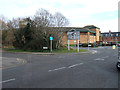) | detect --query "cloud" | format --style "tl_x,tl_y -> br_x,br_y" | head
0,0 -> 119,32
